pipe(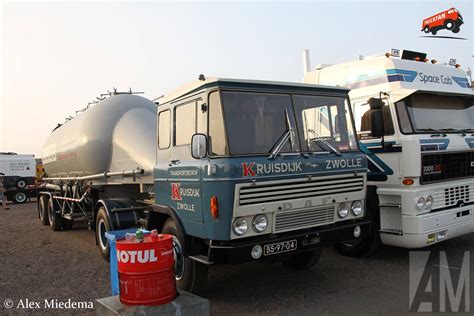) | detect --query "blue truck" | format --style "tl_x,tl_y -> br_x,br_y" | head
39,78 -> 370,292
